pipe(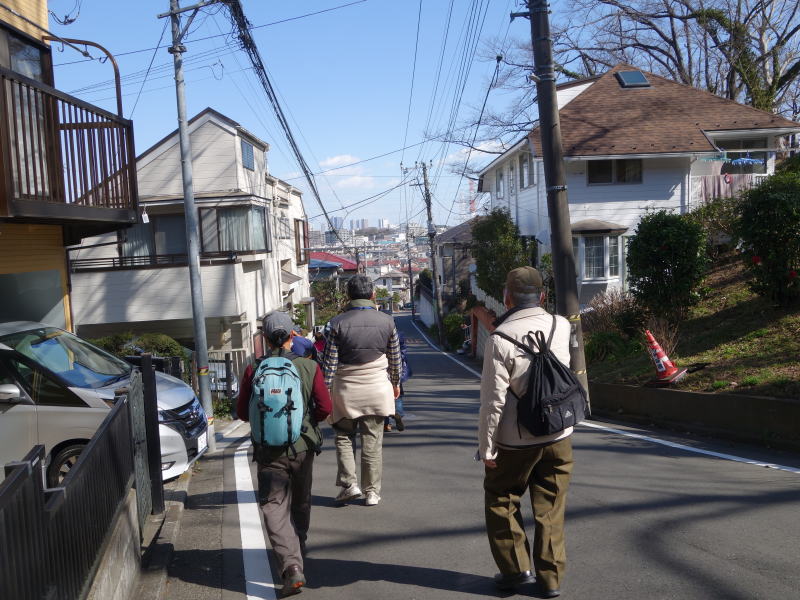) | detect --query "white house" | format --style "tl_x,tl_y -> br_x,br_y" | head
68,108 -> 312,370
478,64 -> 800,304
